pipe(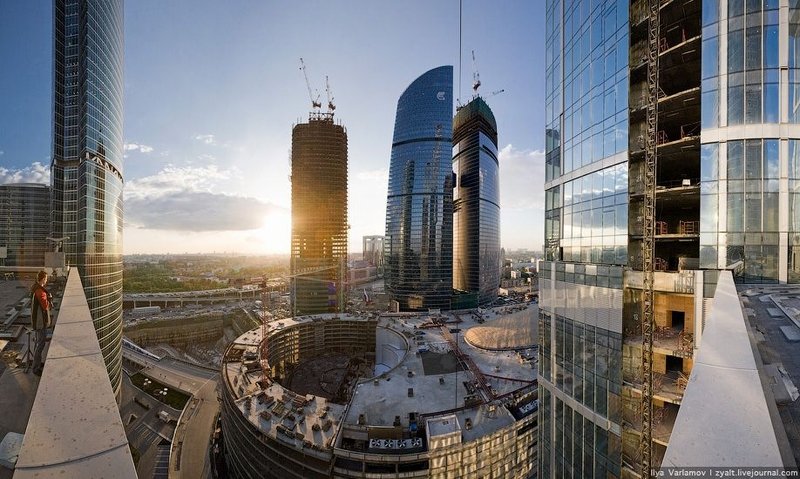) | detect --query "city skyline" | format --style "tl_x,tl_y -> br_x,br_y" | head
0,1 -> 544,255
